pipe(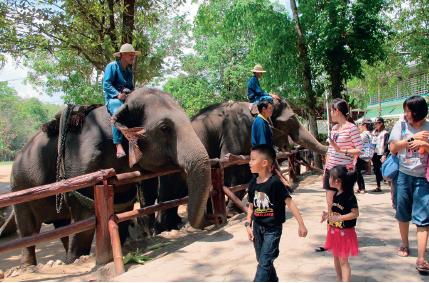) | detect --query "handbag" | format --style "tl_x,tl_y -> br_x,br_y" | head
381,154 -> 399,180
381,121 -> 406,180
